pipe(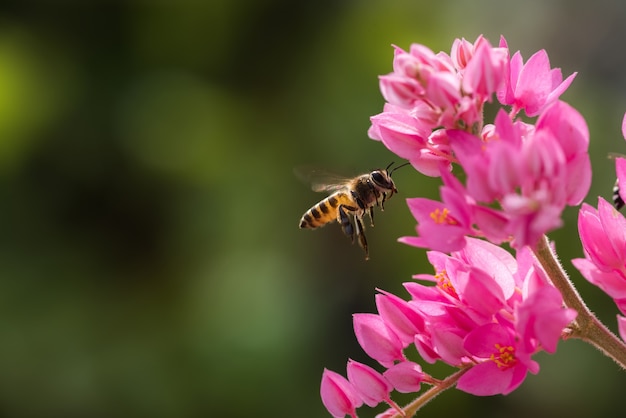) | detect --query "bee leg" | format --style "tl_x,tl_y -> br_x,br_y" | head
354,215 -> 369,260
380,192 -> 387,211
338,205 -> 356,243
351,191 -> 367,210
368,206 -> 375,227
